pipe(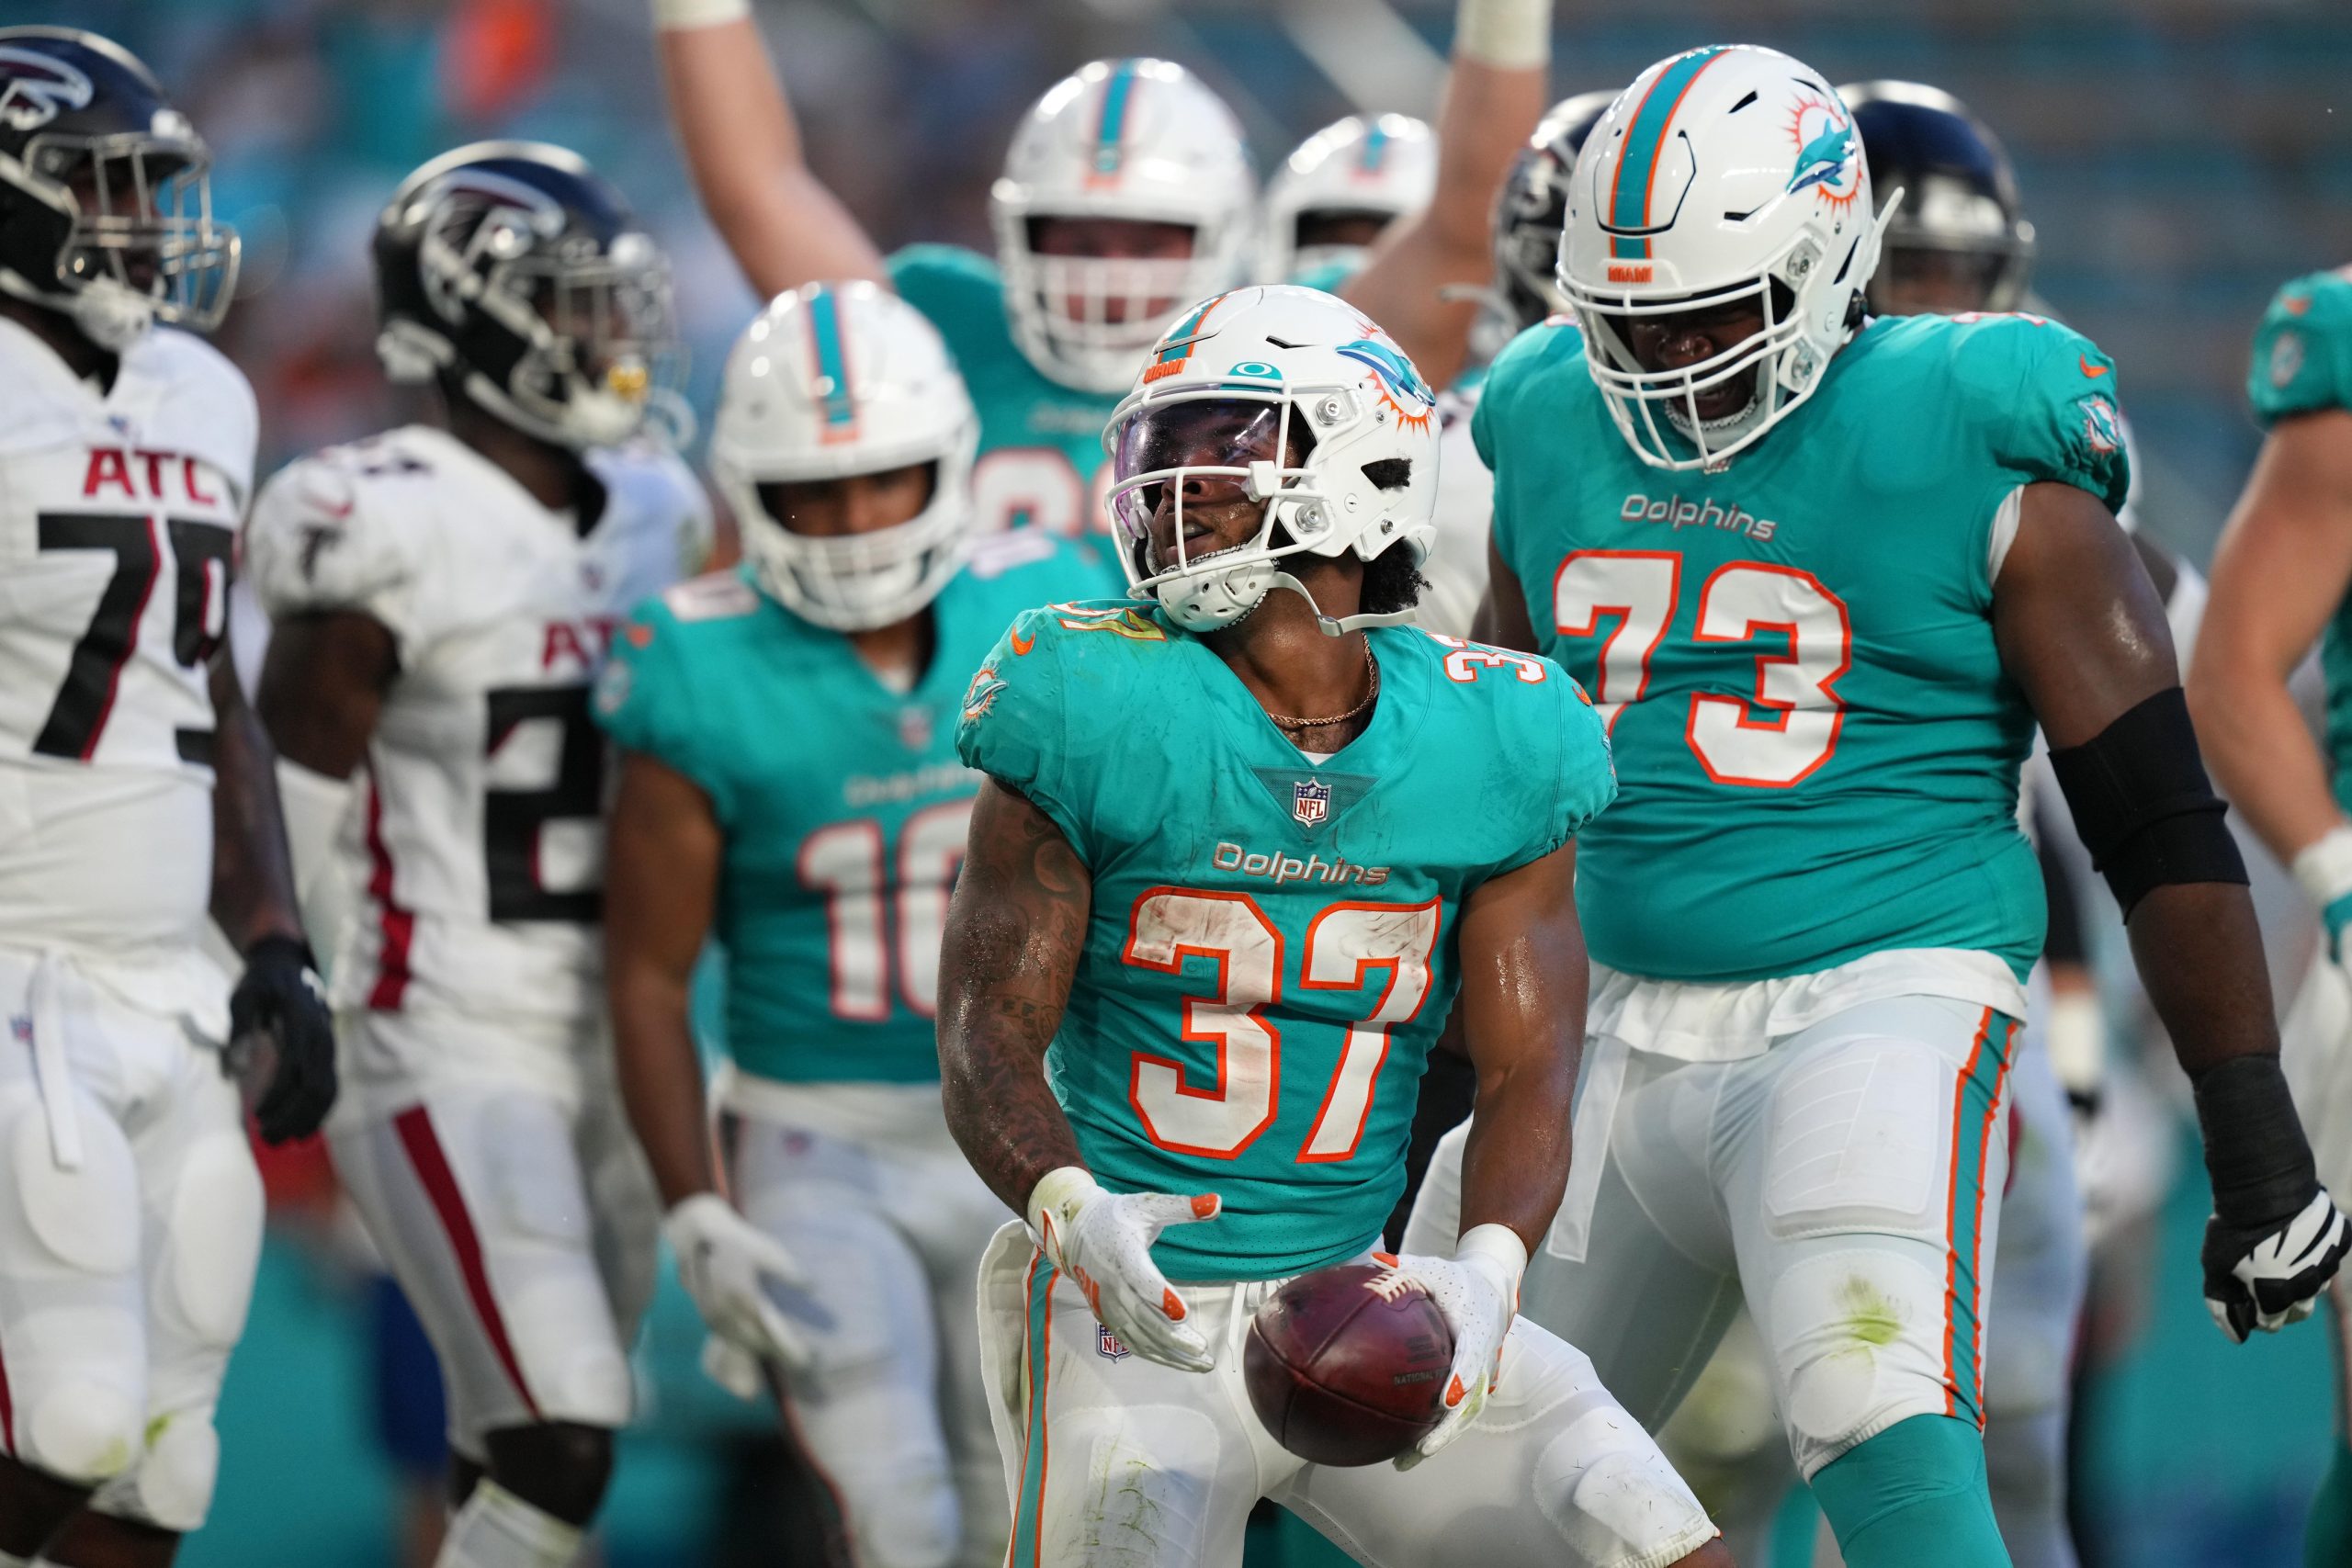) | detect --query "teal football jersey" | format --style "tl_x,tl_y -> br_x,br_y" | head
595,534 -> 1120,1084
2249,269 -> 2352,815
956,604 -> 1615,1281
890,244 -> 1118,539
1477,311 -> 2132,986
